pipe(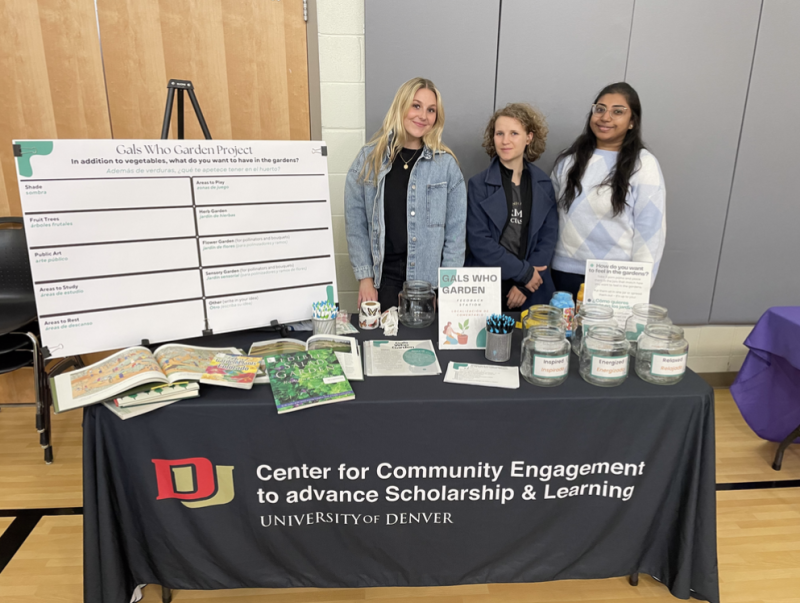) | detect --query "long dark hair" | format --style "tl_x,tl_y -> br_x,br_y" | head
555,82 -> 644,216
